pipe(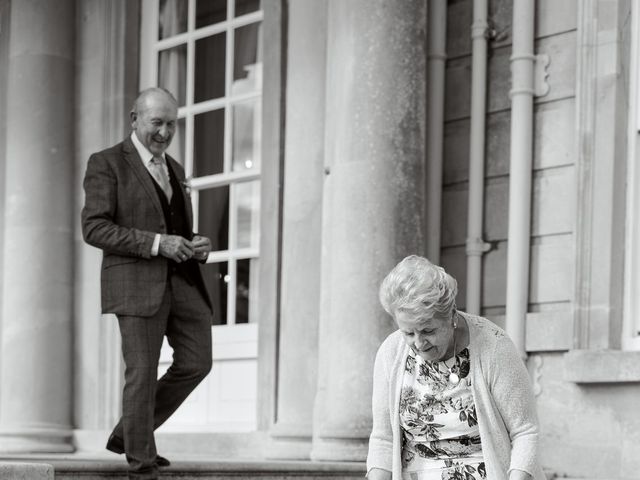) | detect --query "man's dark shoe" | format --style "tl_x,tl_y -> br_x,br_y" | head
106,433 -> 125,454
106,434 -> 171,467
